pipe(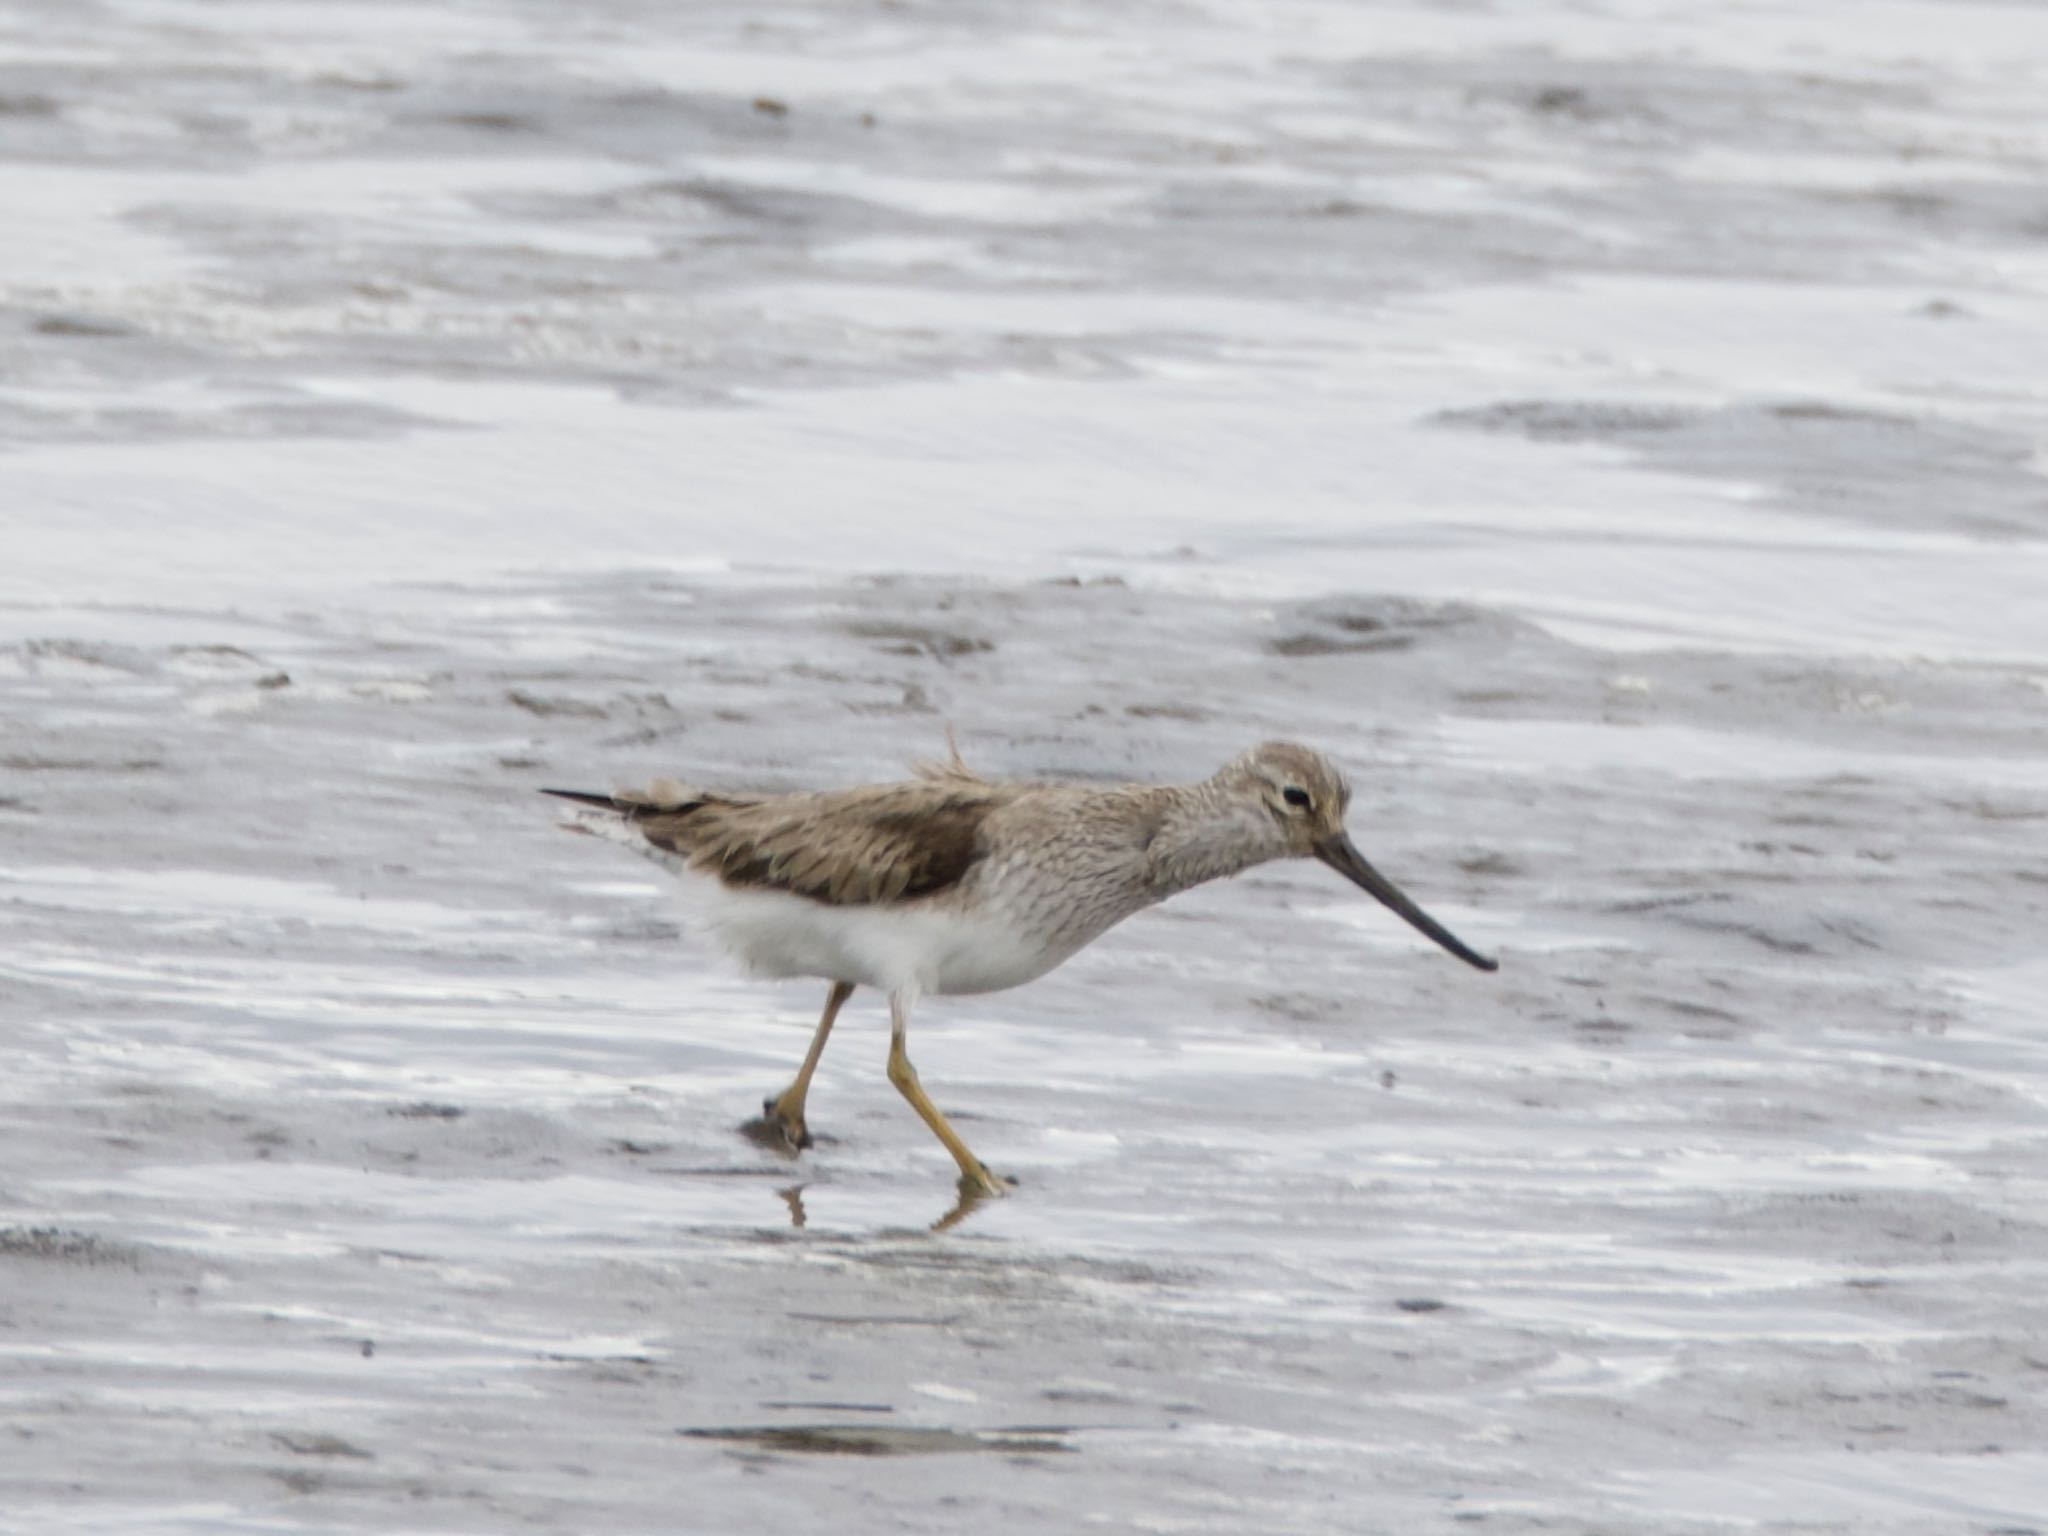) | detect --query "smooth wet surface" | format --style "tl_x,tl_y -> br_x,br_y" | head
4,1 -> 2048,1531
